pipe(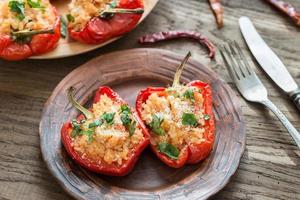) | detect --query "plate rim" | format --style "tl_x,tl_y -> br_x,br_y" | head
39,48 -> 246,200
